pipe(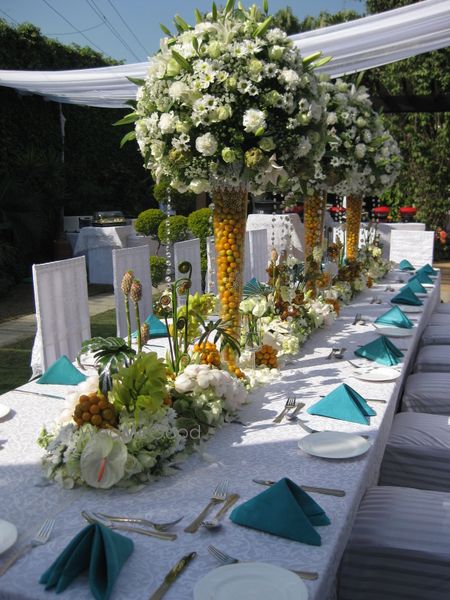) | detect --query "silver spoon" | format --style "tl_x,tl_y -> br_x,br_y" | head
202,494 -> 240,530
